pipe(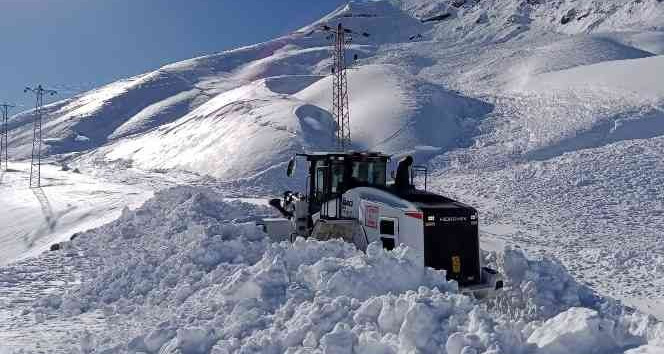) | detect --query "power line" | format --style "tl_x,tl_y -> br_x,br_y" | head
24,85 -> 57,188
0,103 -> 14,171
